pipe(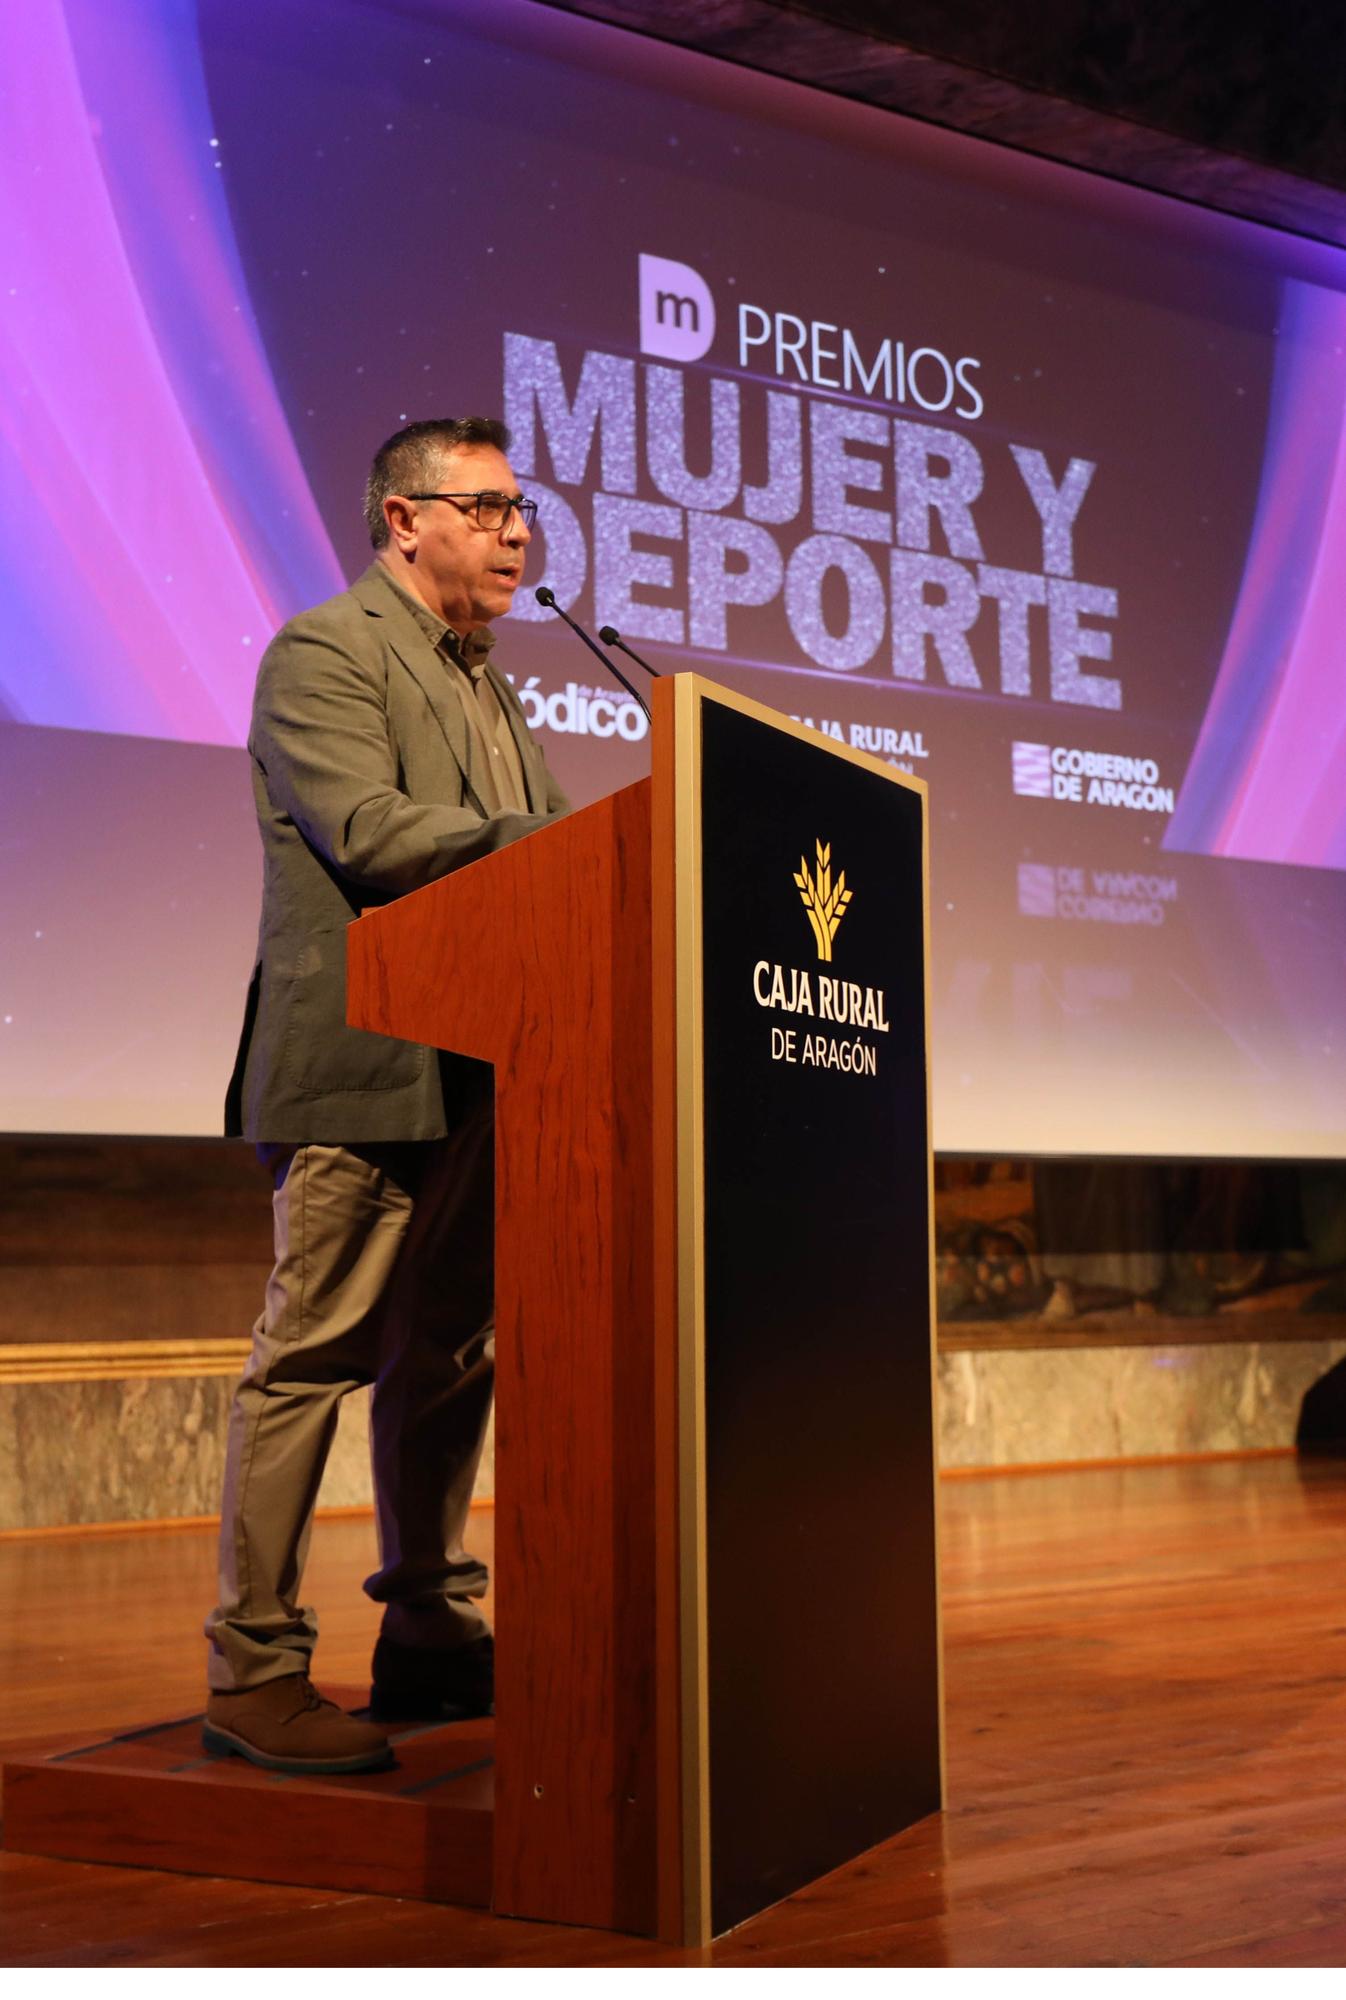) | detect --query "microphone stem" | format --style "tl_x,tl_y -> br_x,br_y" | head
612,636 -> 660,679
550,607 -> 651,721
